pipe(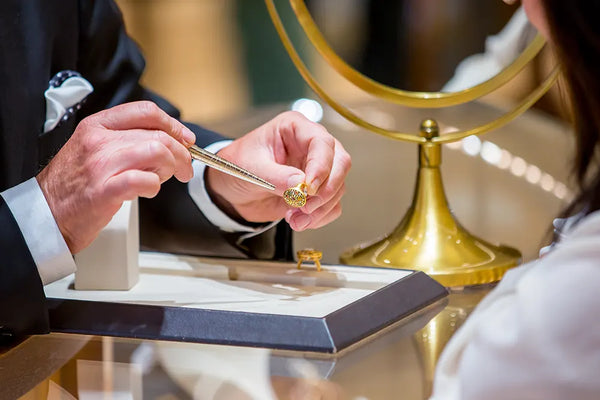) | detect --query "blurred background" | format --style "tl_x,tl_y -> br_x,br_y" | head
115,0 -> 556,121
115,0 -> 573,263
